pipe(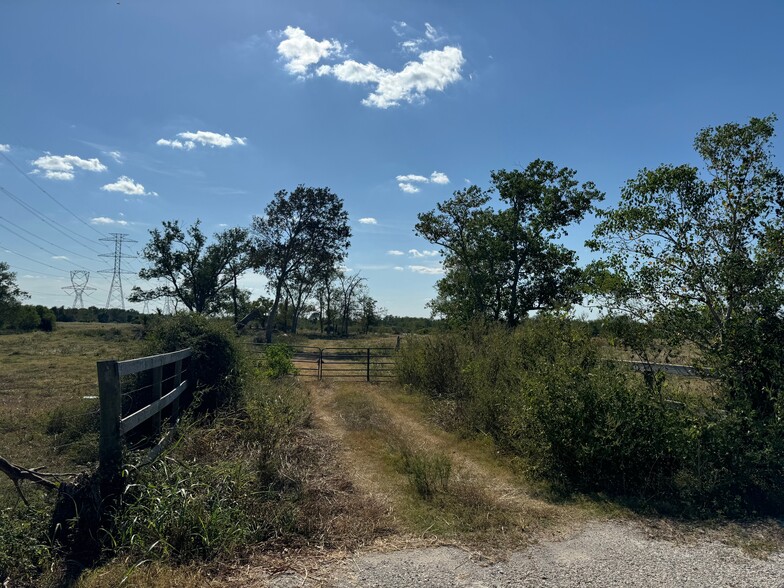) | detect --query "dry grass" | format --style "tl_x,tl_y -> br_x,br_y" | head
0,322 -> 145,505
